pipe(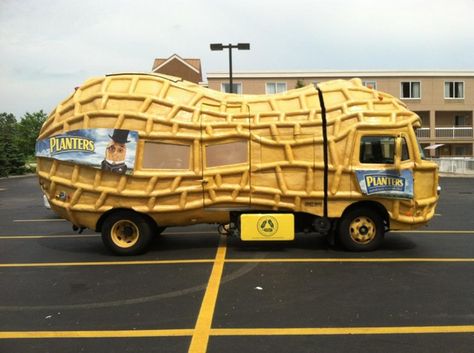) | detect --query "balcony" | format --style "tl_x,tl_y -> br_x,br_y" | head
436,127 -> 473,138
416,128 -> 430,138
416,127 -> 473,139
